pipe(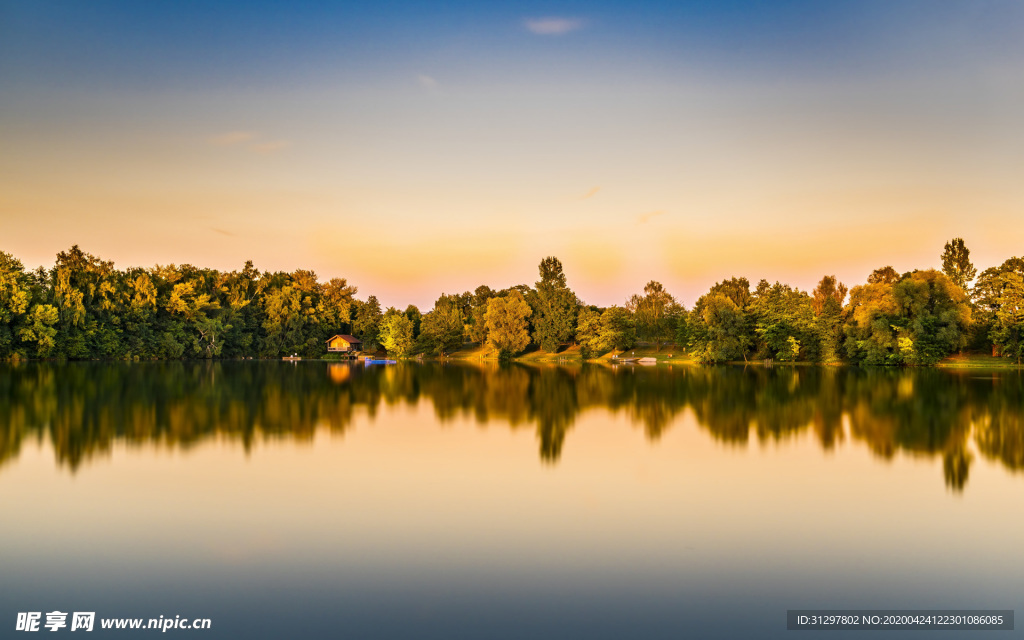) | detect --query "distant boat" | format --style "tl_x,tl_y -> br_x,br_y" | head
613,357 -> 637,364
638,357 -> 657,365
282,356 -> 302,361
363,359 -> 397,365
